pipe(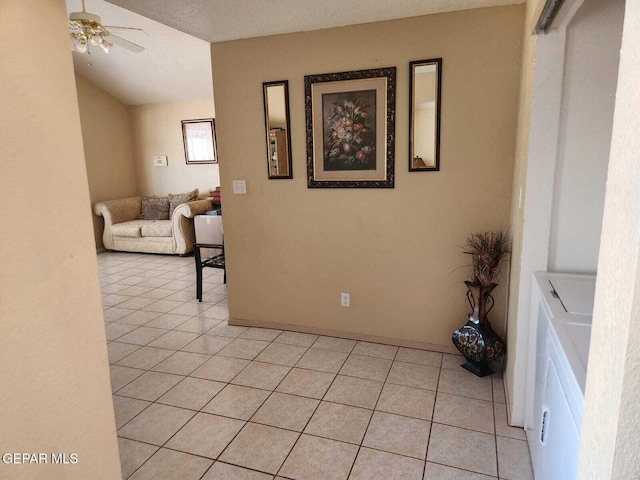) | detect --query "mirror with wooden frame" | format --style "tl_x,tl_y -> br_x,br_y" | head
409,58 -> 442,171
263,80 -> 293,179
